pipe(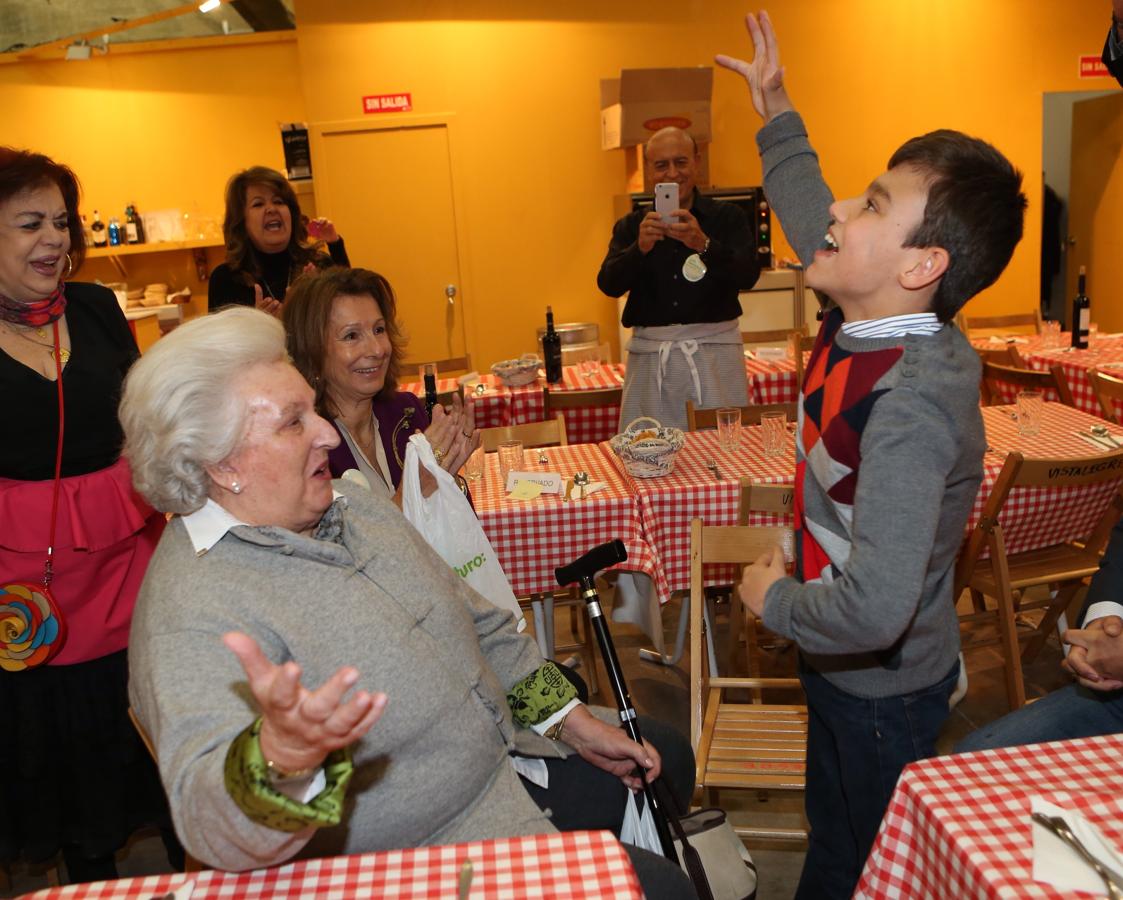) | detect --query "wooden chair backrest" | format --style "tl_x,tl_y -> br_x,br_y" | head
956,448 -> 1123,594
738,479 -> 795,521
409,354 -> 473,377
741,324 -> 808,346
1089,367 -> 1123,425
479,414 -> 568,451
543,386 -> 623,413
791,332 -> 817,388
961,310 -> 1043,340
981,360 -> 1076,407
685,401 -> 798,431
